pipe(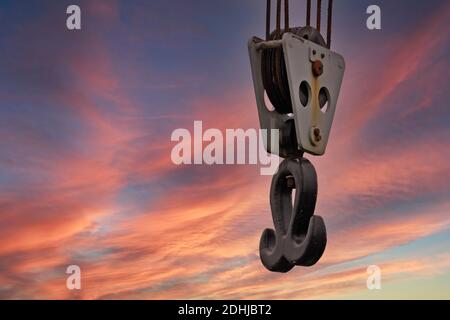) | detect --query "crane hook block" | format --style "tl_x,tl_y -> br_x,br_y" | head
248,31 -> 345,156
248,7 -> 344,272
